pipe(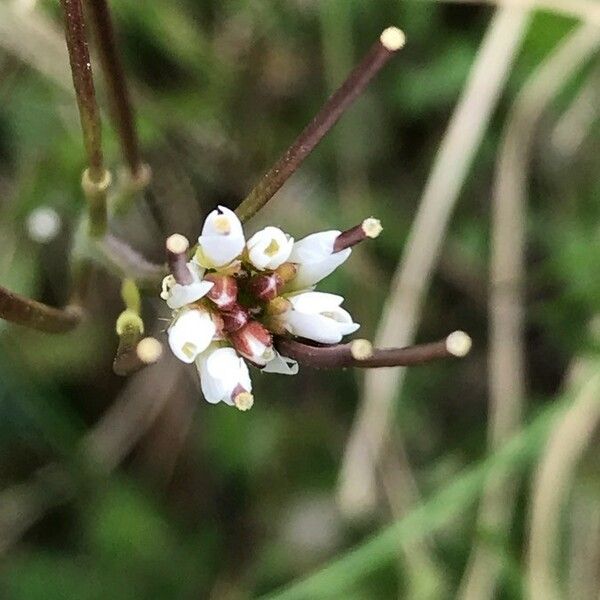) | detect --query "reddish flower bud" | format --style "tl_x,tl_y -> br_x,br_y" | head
248,272 -> 283,302
229,320 -> 274,366
221,303 -> 250,333
204,273 -> 238,310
